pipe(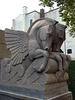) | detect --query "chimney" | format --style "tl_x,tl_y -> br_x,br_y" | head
23,6 -> 28,14
40,9 -> 45,18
